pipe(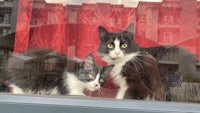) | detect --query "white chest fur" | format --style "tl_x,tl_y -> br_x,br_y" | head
110,53 -> 138,78
110,53 -> 138,99
64,72 -> 85,95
